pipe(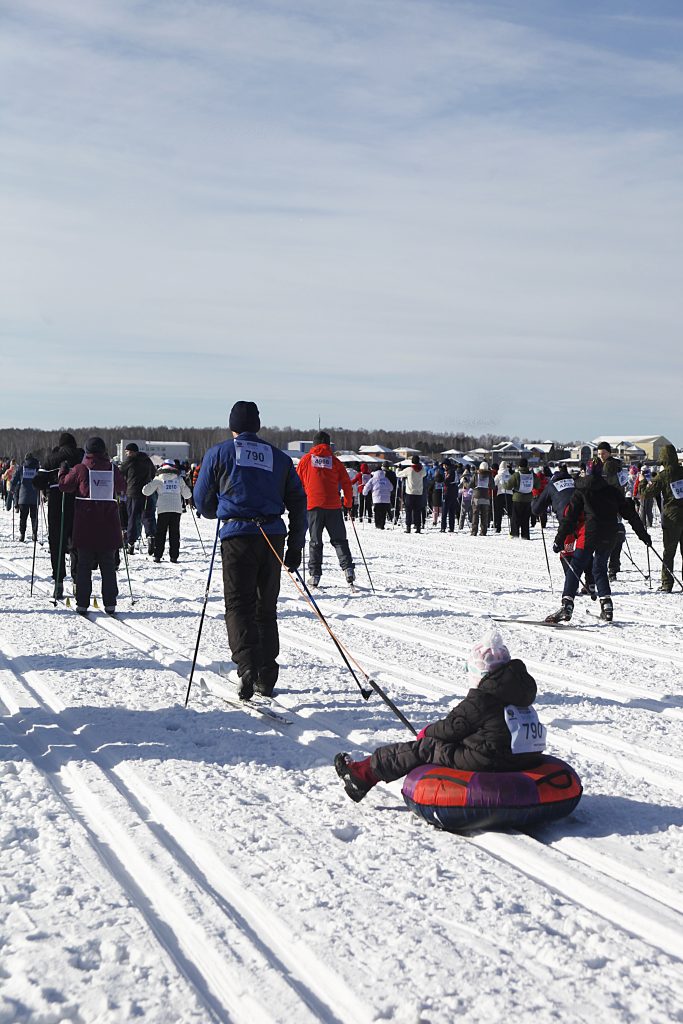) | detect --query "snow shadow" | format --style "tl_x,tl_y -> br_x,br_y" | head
532,794 -> 683,839
0,703 -> 321,772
